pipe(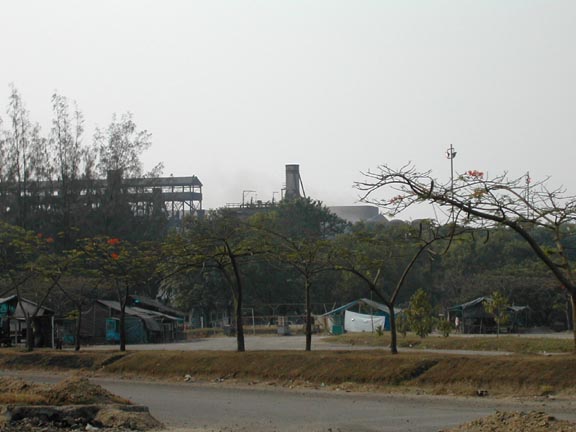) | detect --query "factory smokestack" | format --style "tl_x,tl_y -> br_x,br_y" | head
285,164 -> 301,200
